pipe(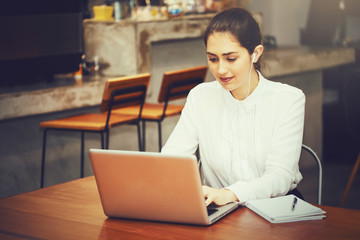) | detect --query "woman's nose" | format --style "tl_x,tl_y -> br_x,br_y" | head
218,61 -> 228,75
